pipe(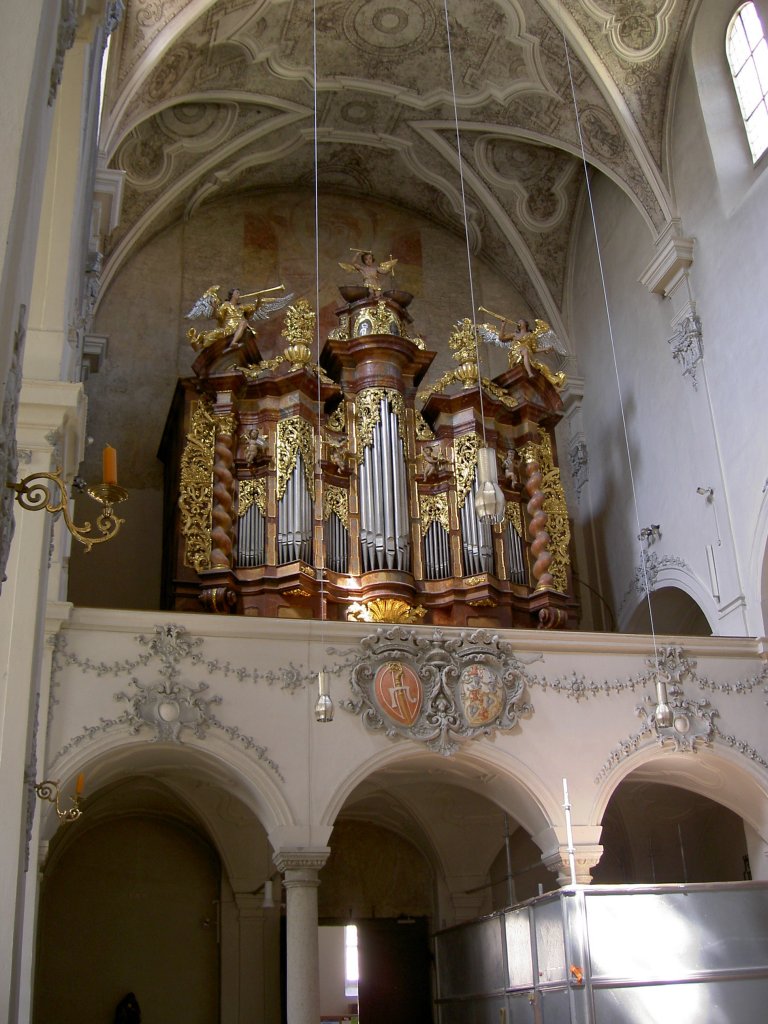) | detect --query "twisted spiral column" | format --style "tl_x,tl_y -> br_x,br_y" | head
210,415 -> 236,569
524,450 -> 554,591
